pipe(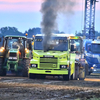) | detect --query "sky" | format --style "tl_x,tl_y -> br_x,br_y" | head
0,0 -> 100,34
